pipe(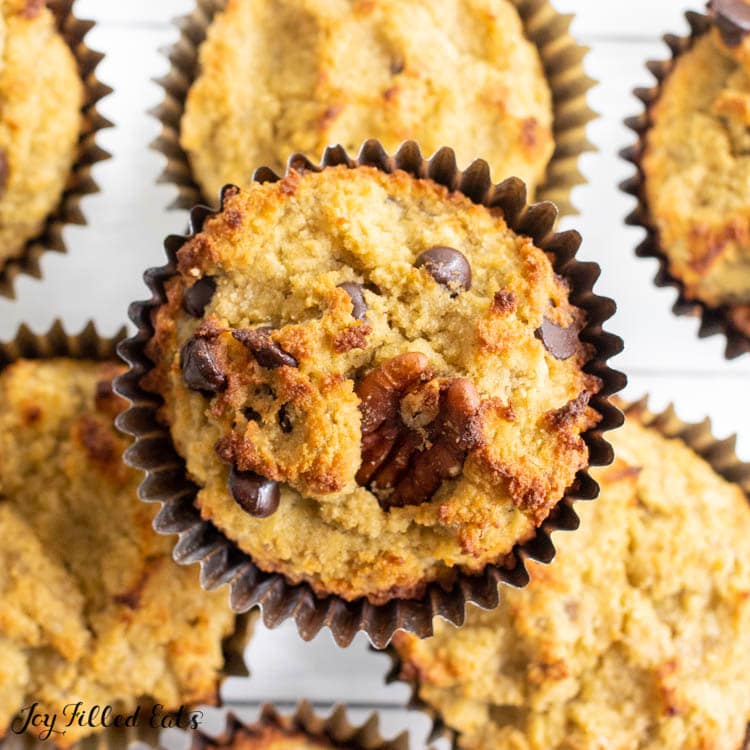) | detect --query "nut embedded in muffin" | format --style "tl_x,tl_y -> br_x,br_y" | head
0,0 -> 83,269
391,407 -> 750,750
0,358 -> 243,747
143,162 -> 604,606
179,0 -> 554,200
